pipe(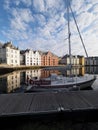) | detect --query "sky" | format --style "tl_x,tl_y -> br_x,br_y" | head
0,0 -> 98,57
